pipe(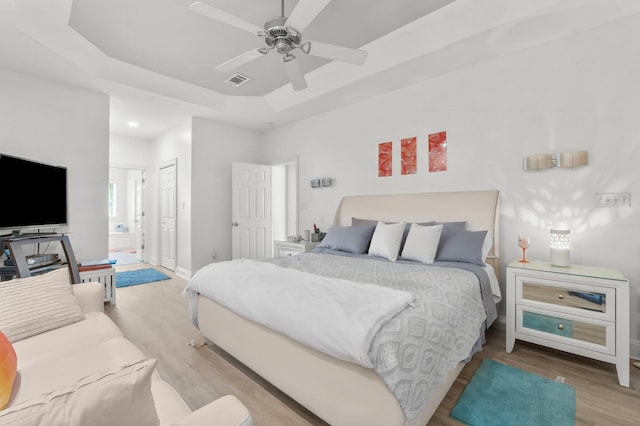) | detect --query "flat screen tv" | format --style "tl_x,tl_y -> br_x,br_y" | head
0,153 -> 68,232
